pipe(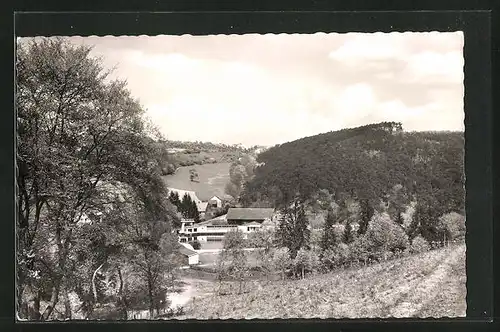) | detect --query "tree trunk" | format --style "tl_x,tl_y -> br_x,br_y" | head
92,263 -> 105,303
116,266 -> 128,320
301,266 -> 304,279
32,292 -> 41,320
41,282 -> 61,321
63,287 -> 72,319
146,267 -> 154,319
